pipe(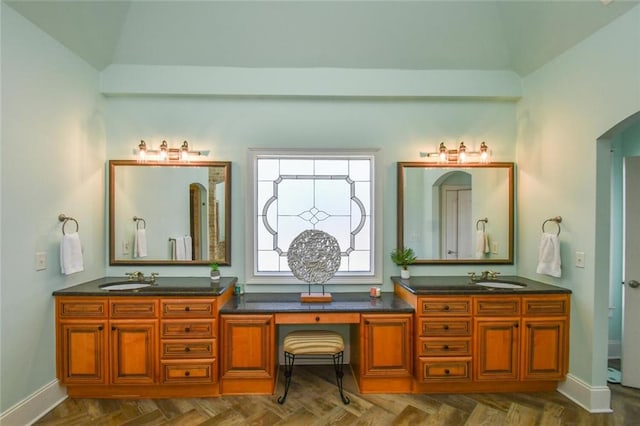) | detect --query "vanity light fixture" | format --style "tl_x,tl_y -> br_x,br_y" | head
420,141 -> 491,164
136,140 -> 209,162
